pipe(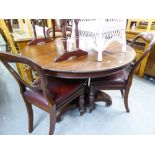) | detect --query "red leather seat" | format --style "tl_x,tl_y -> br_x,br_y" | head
24,77 -> 84,109
92,71 -> 128,86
